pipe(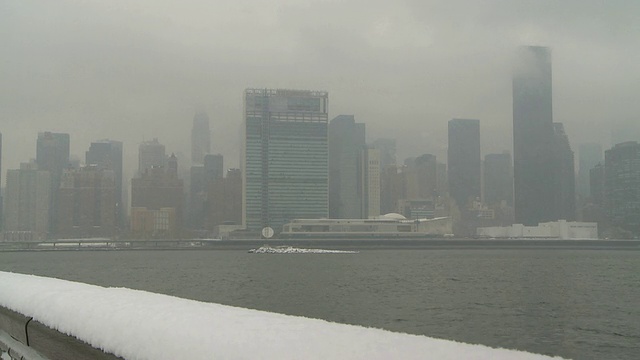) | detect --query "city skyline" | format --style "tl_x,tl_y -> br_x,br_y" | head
0,89 -> 636,237
2,1 -> 639,177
